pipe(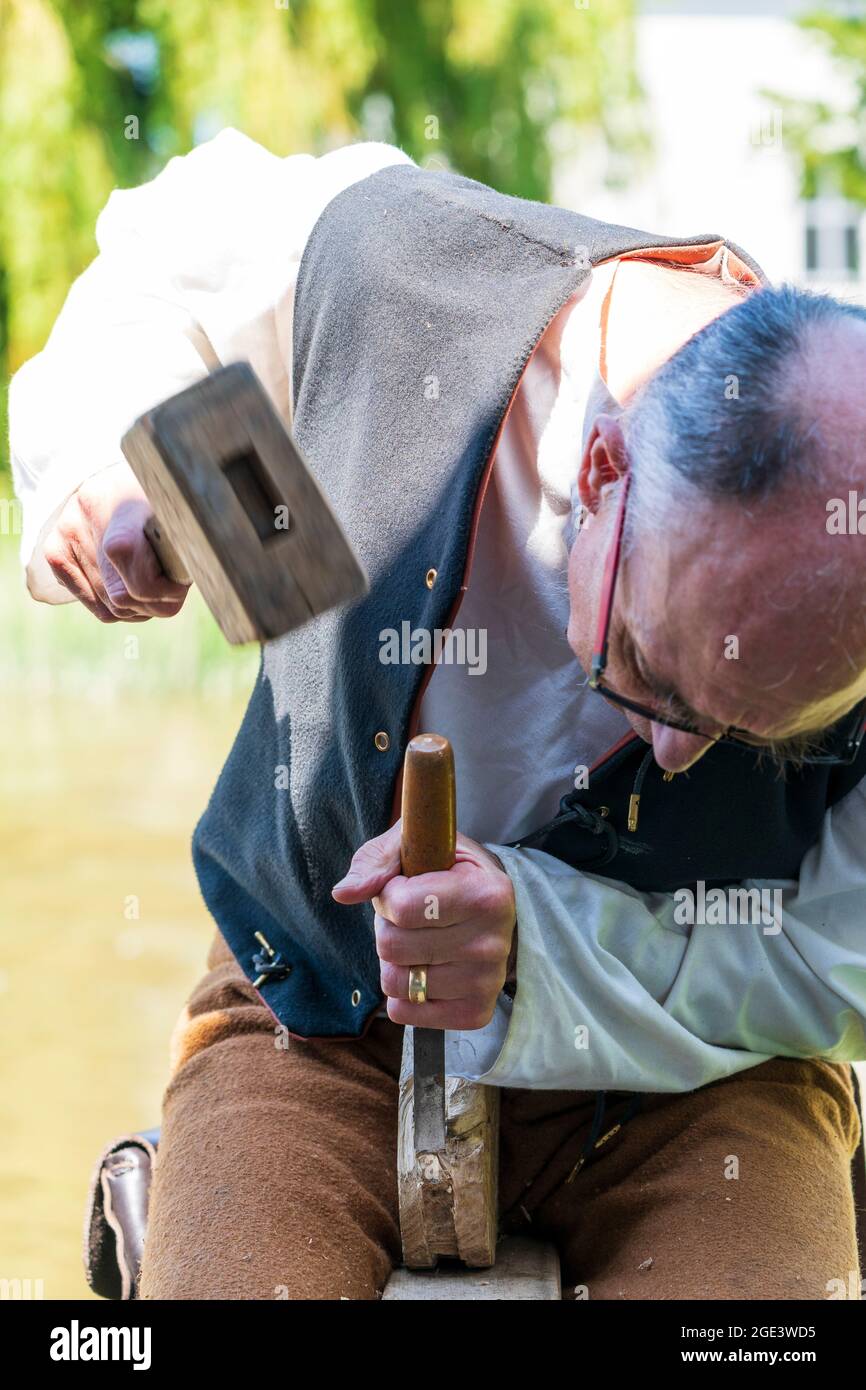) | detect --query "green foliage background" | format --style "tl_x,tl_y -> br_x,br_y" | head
774,6 -> 866,202
0,0 -> 646,482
